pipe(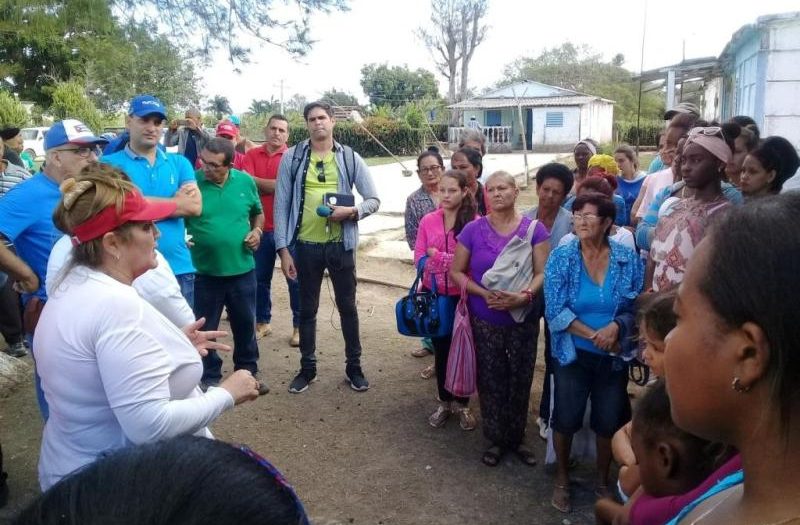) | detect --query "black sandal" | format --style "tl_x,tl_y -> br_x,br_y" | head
481,445 -> 503,467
